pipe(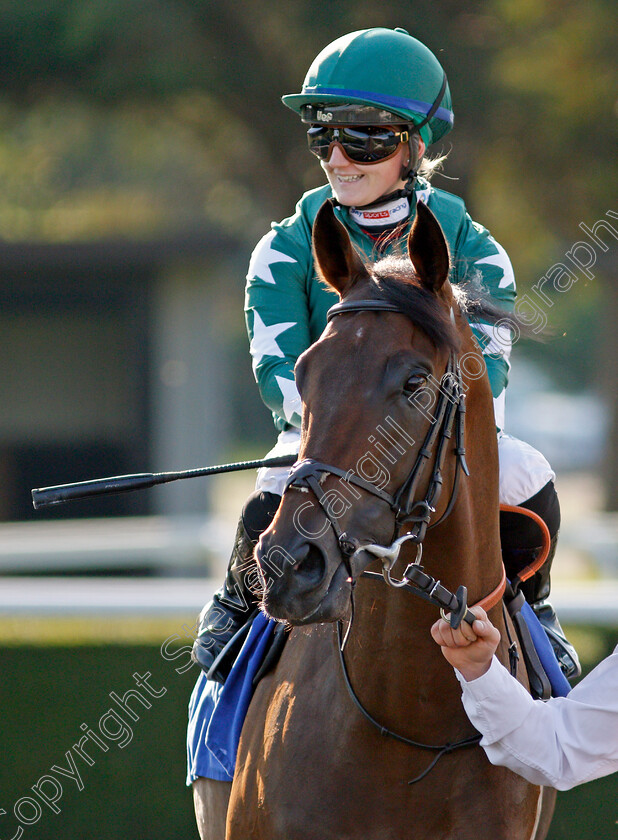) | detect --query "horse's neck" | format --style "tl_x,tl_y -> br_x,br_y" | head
344,431 -> 504,737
